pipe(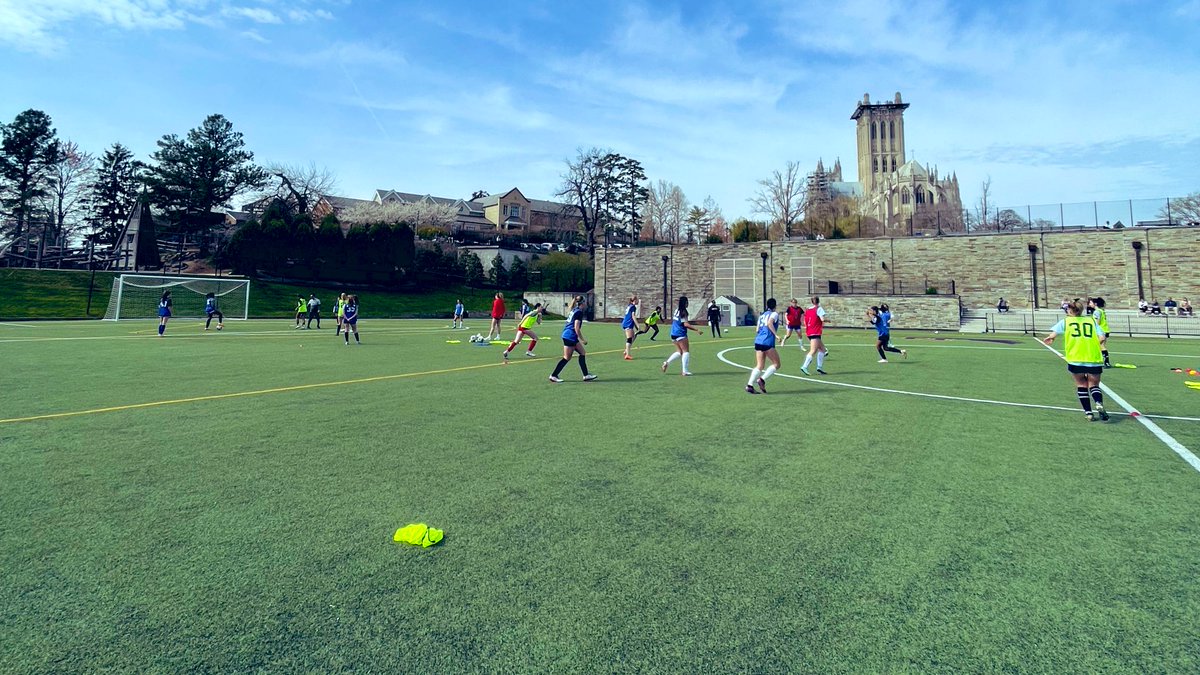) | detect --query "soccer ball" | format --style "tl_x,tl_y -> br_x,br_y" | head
217,325 -> 223,331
